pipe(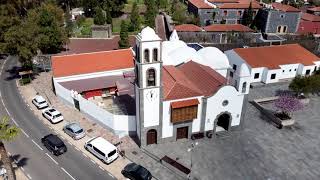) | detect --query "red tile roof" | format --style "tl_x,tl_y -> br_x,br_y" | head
57,36 -> 136,55
188,0 -> 213,9
301,12 -> 320,22
307,6 -> 320,12
171,99 -> 200,109
162,61 -> 226,100
203,24 -> 254,32
271,3 -> 300,12
234,44 -> 319,69
298,21 -> 320,34
219,2 -> 261,9
175,24 -> 203,32
208,0 -> 238,3
52,49 -> 134,77
178,61 -> 226,96
163,66 -> 203,100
